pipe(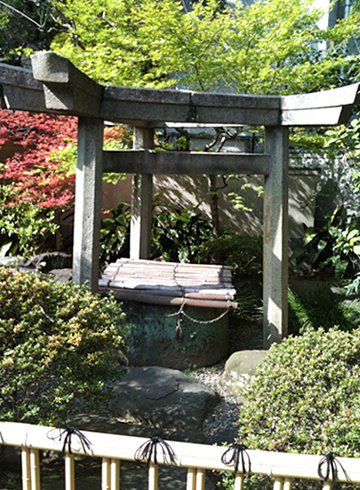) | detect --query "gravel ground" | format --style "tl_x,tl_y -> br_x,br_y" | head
188,315 -> 263,440
189,361 -> 240,440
